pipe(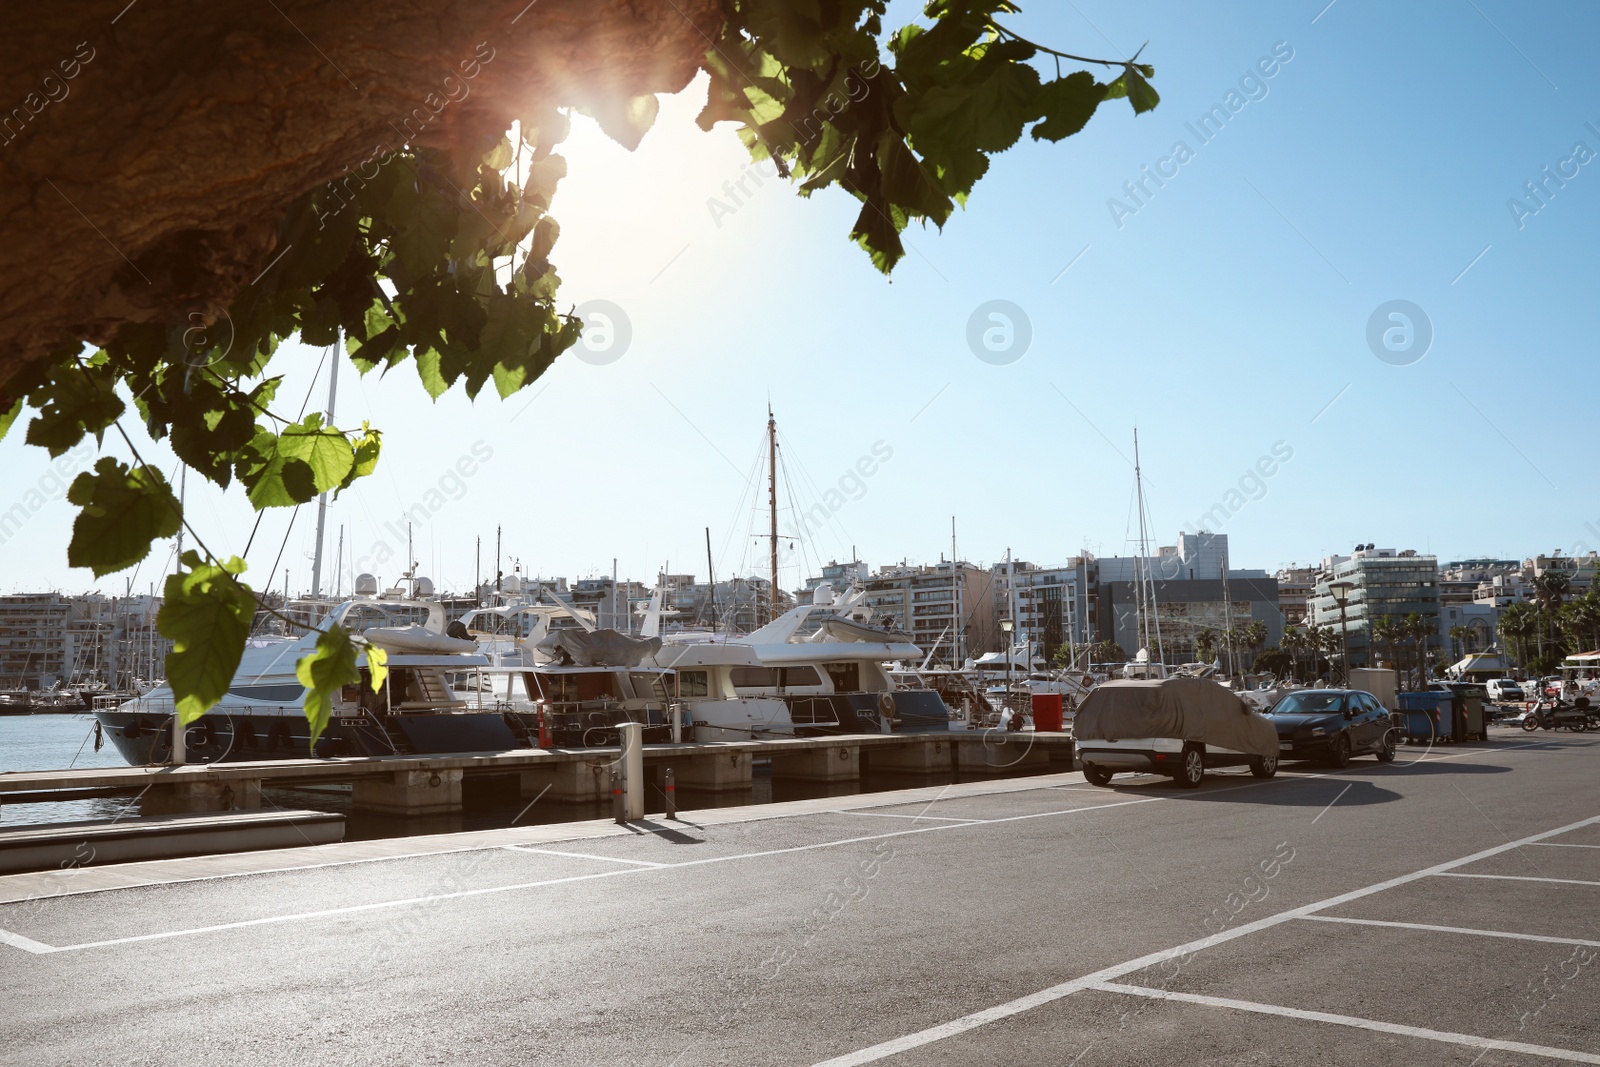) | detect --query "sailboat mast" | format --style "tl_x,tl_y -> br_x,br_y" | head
1133,428 -> 1151,656
768,407 -> 778,619
310,347 -> 340,598
706,526 -> 718,635
952,516 -> 962,665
